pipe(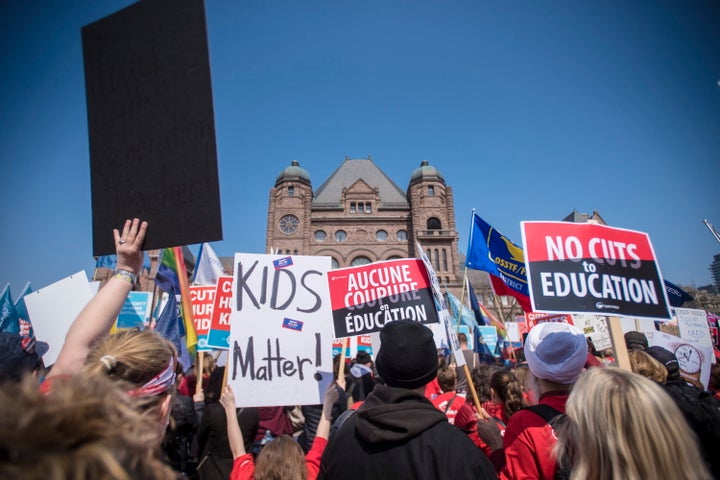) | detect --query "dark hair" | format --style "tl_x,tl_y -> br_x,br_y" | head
490,368 -> 528,418
204,366 -> 225,403
470,364 -> 494,403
